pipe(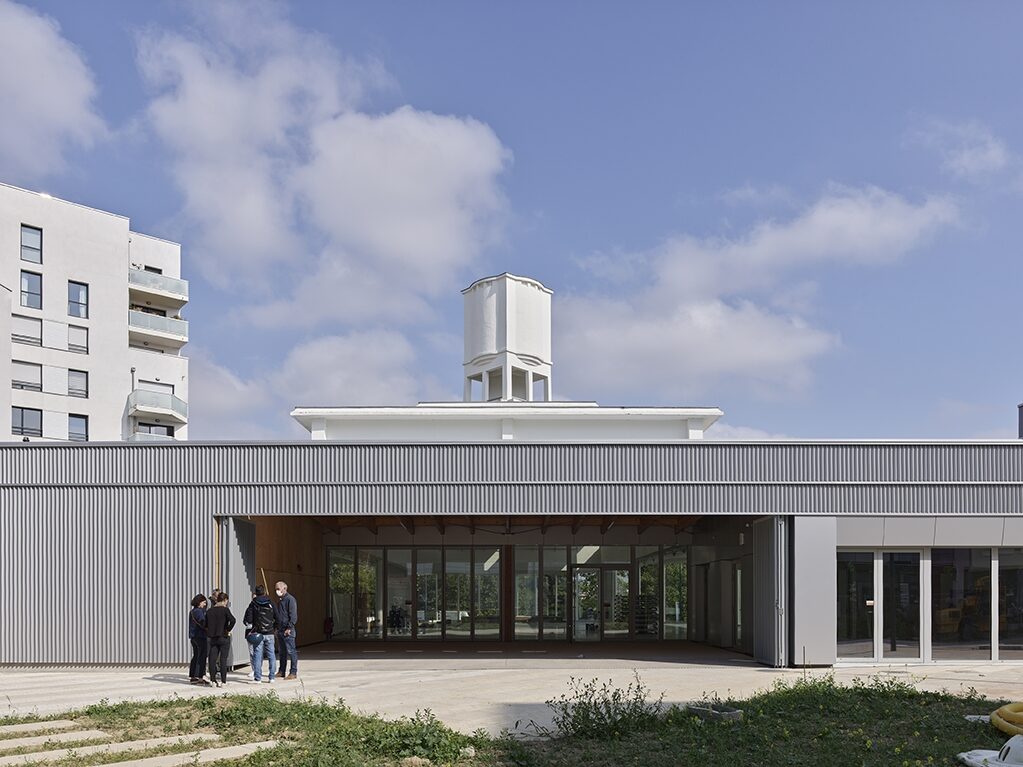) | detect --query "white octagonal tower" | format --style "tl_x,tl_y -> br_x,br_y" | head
462,273 -> 553,402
